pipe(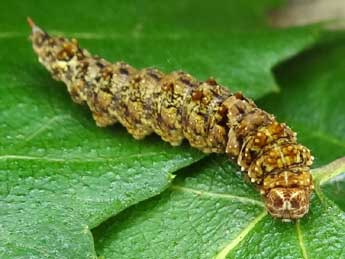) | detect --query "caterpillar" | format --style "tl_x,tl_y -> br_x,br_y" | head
28,18 -> 314,221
